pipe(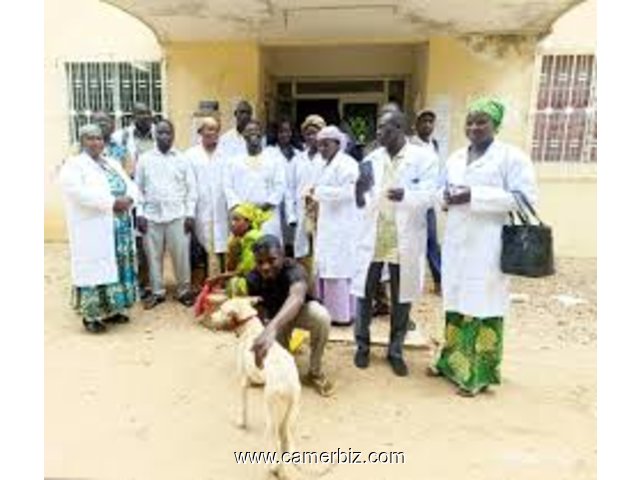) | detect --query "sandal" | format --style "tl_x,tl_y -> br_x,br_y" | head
303,373 -> 335,397
83,319 -> 106,334
105,313 -> 129,324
